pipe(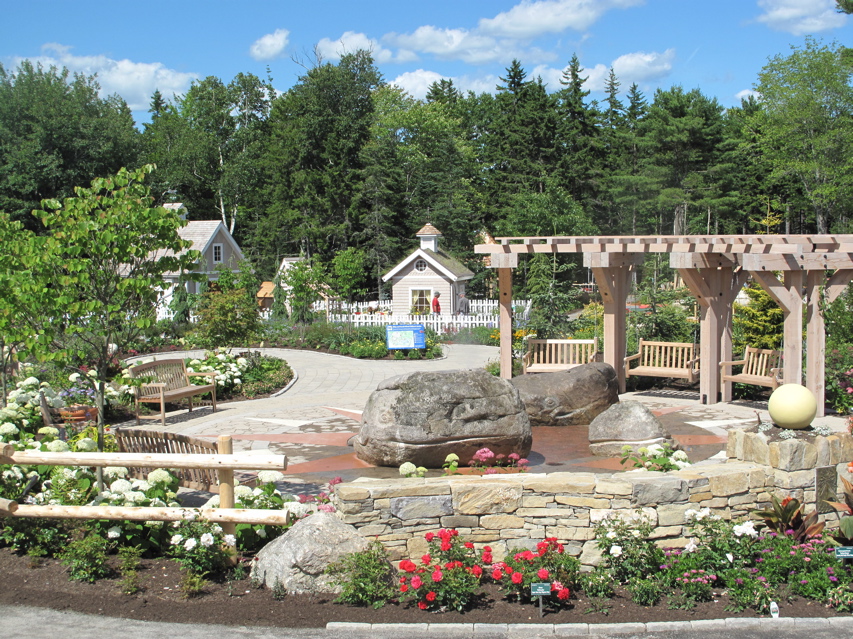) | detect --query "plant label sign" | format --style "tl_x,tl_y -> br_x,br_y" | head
530,582 -> 550,597
385,324 -> 426,350
835,547 -> 853,559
